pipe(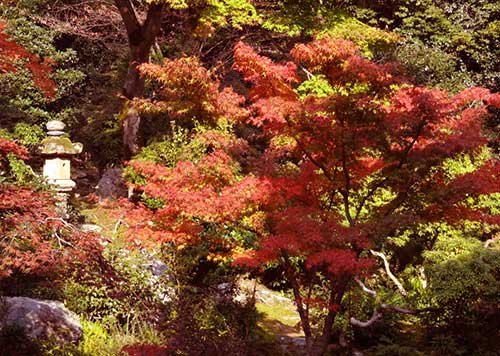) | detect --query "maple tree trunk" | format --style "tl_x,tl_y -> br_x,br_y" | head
115,0 -> 164,157
282,254 -> 314,350
311,276 -> 350,356
282,253 -> 351,356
